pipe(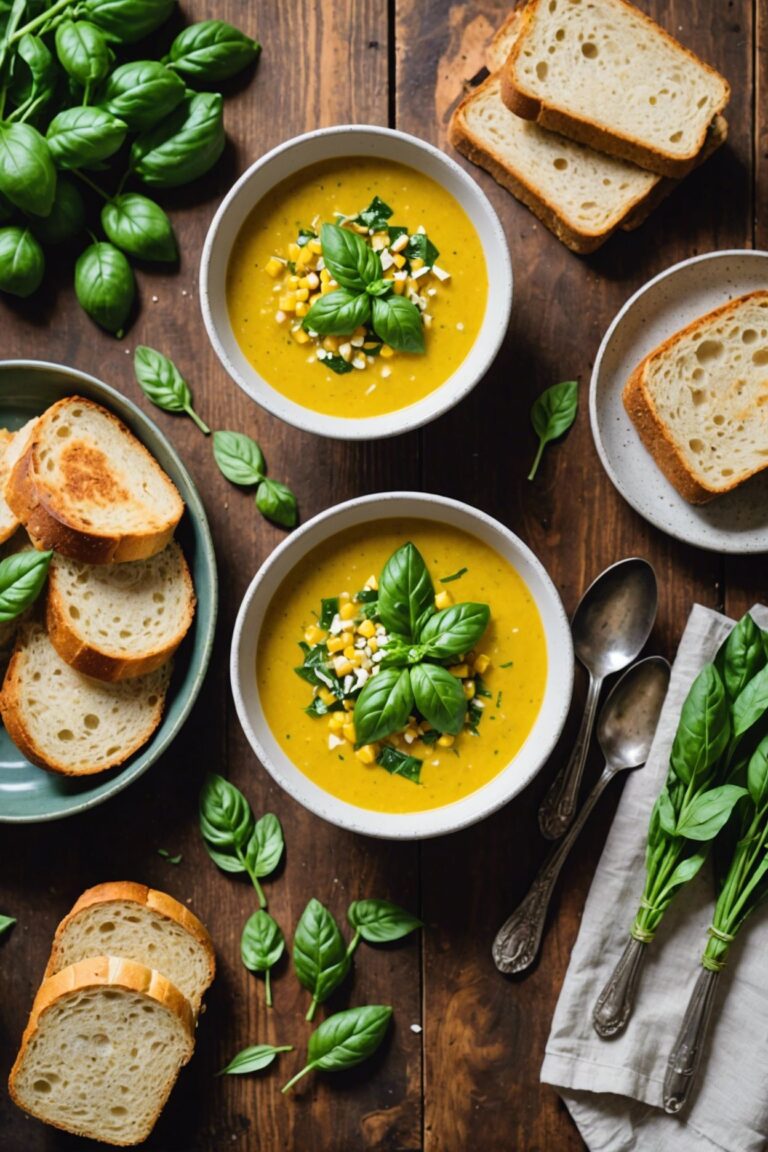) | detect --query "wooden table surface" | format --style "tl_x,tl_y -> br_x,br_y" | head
0,1 -> 764,1149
